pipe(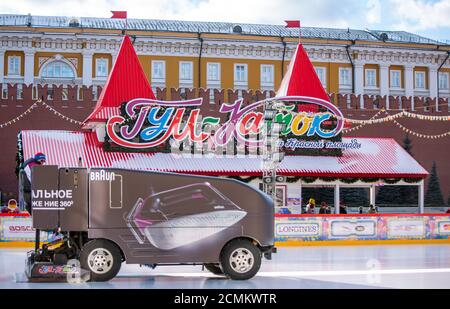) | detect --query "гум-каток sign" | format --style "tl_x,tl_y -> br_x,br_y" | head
106,96 -> 345,149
